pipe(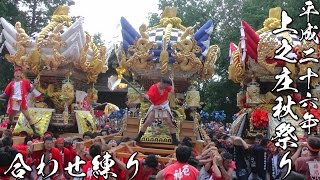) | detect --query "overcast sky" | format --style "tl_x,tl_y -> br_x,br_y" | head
70,0 -> 159,43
